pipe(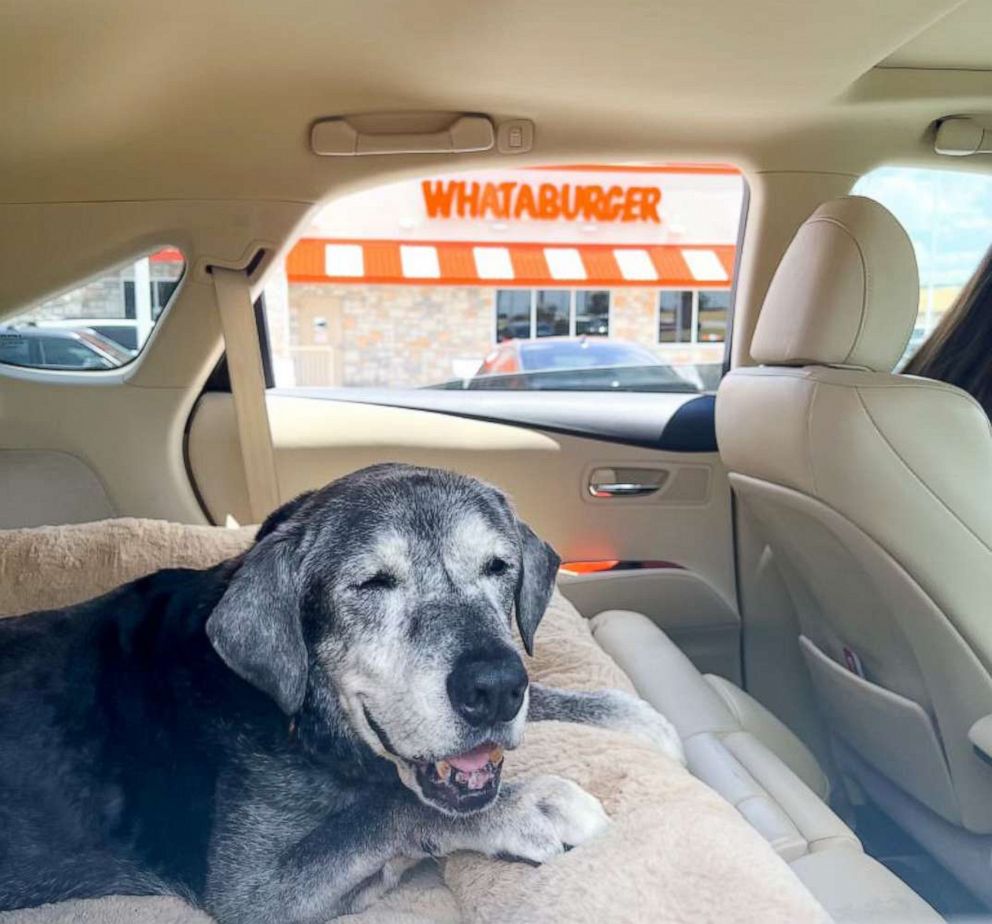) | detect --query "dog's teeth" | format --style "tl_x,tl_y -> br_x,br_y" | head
435,760 -> 450,780
489,747 -> 504,765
